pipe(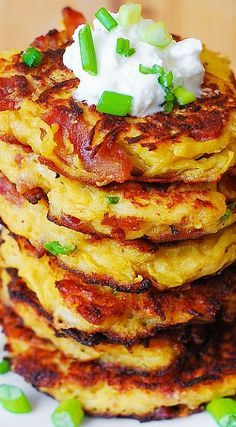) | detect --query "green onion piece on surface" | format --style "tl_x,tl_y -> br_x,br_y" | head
164,101 -> 174,113
97,91 -> 133,116
0,384 -> 31,414
145,22 -> 172,48
22,46 -> 43,67
220,208 -> 232,222
118,3 -> 142,28
105,196 -> 120,205
220,203 -> 235,222
139,64 -> 164,75
79,24 -> 97,75
0,360 -> 10,375
116,38 -> 135,57
174,86 -> 196,105
44,241 -> 77,256
52,398 -> 84,427
116,37 -> 125,54
207,398 -> 236,427
164,87 -> 175,102
127,47 -> 136,56
95,7 -> 118,31
159,70 -> 173,87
